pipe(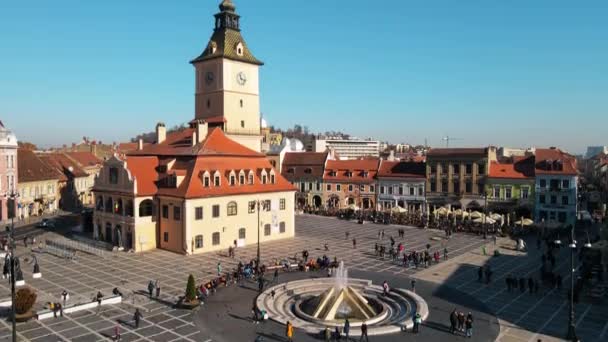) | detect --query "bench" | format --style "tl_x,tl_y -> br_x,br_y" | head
37,295 -> 122,320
